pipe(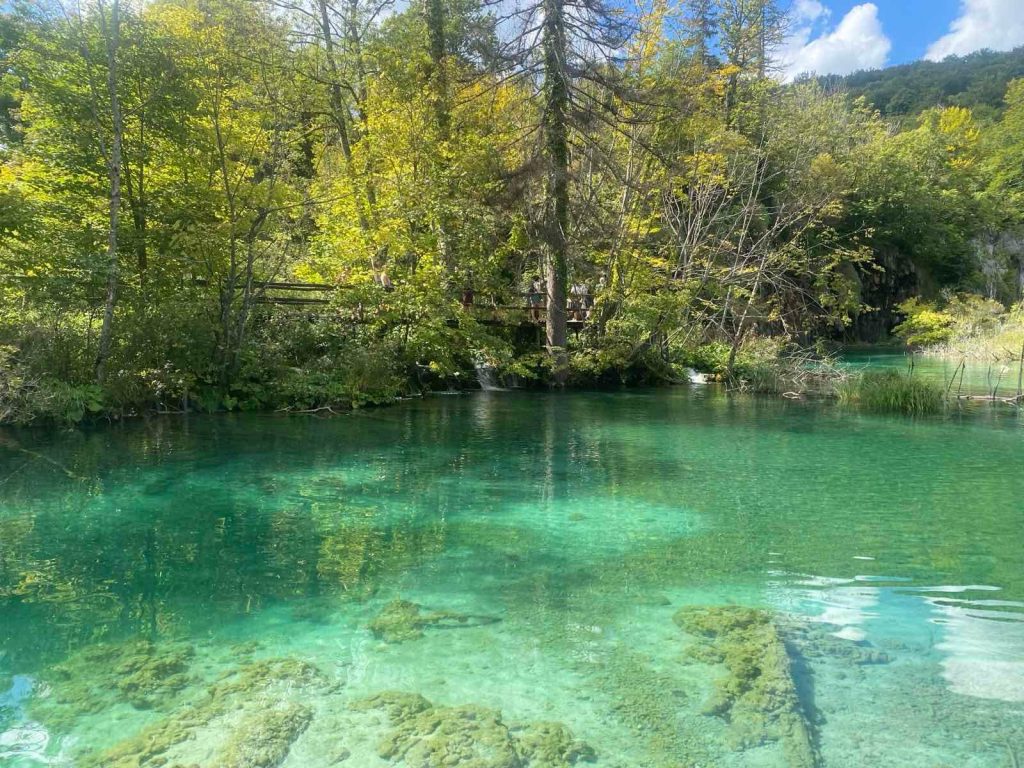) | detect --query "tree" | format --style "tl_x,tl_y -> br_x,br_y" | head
496,0 -> 634,381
